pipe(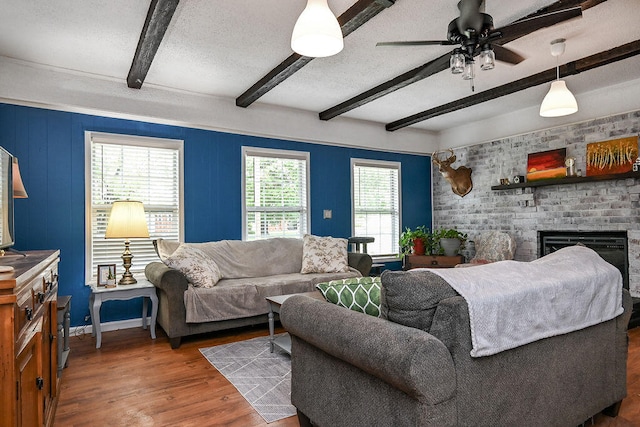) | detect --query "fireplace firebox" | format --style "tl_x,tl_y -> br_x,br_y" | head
538,231 -> 629,290
539,230 -> 639,329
